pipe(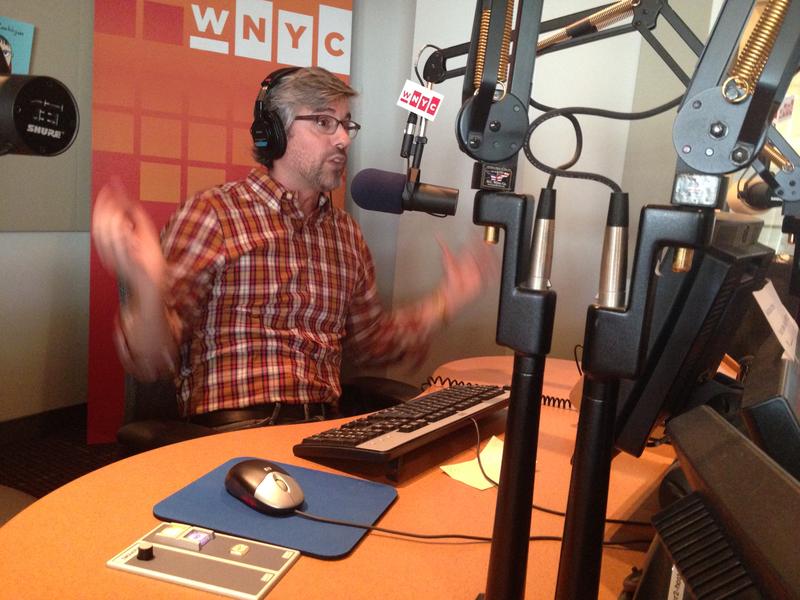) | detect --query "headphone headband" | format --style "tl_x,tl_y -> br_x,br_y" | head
260,67 -> 300,95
